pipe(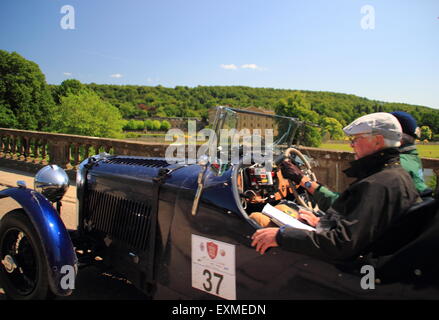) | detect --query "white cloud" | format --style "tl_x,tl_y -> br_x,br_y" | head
63,72 -> 72,76
241,64 -> 258,69
220,64 -> 238,70
221,64 -> 266,71
110,73 -> 123,78
241,64 -> 262,70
